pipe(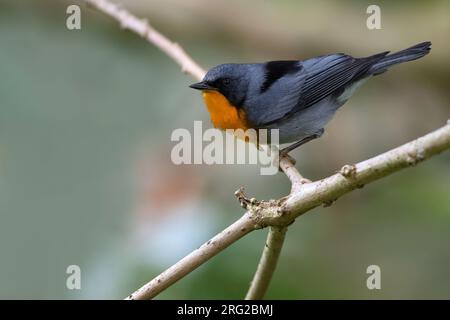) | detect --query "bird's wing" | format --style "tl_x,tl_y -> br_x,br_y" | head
251,52 -> 388,127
